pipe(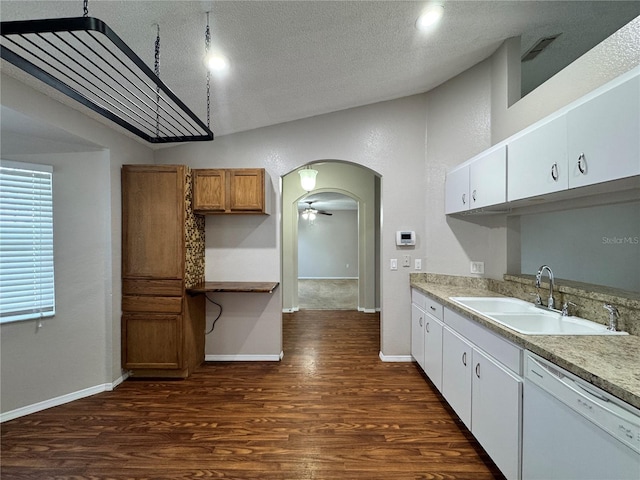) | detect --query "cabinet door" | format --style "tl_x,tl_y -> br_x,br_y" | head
442,327 -> 472,429
424,315 -> 443,392
445,166 -> 469,214
229,169 -> 264,212
472,348 -> 522,480
193,169 -> 226,212
122,165 -> 184,279
508,115 -> 568,201
122,313 -> 183,370
411,304 -> 426,370
469,145 -> 507,209
567,75 -> 640,188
